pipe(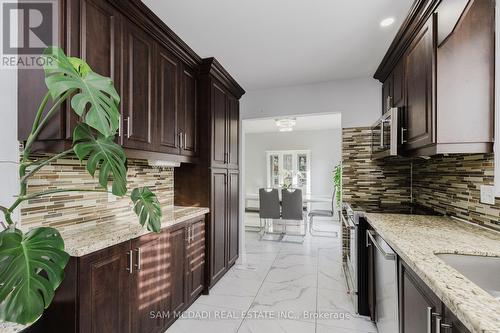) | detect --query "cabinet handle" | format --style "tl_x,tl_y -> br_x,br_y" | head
435,315 -> 453,332
426,307 -> 433,333
179,132 -> 183,149
126,117 -> 131,138
401,127 -> 407,144
184,133 -> 187,149
126,250 -> 133,274
134,247 -> 142,270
